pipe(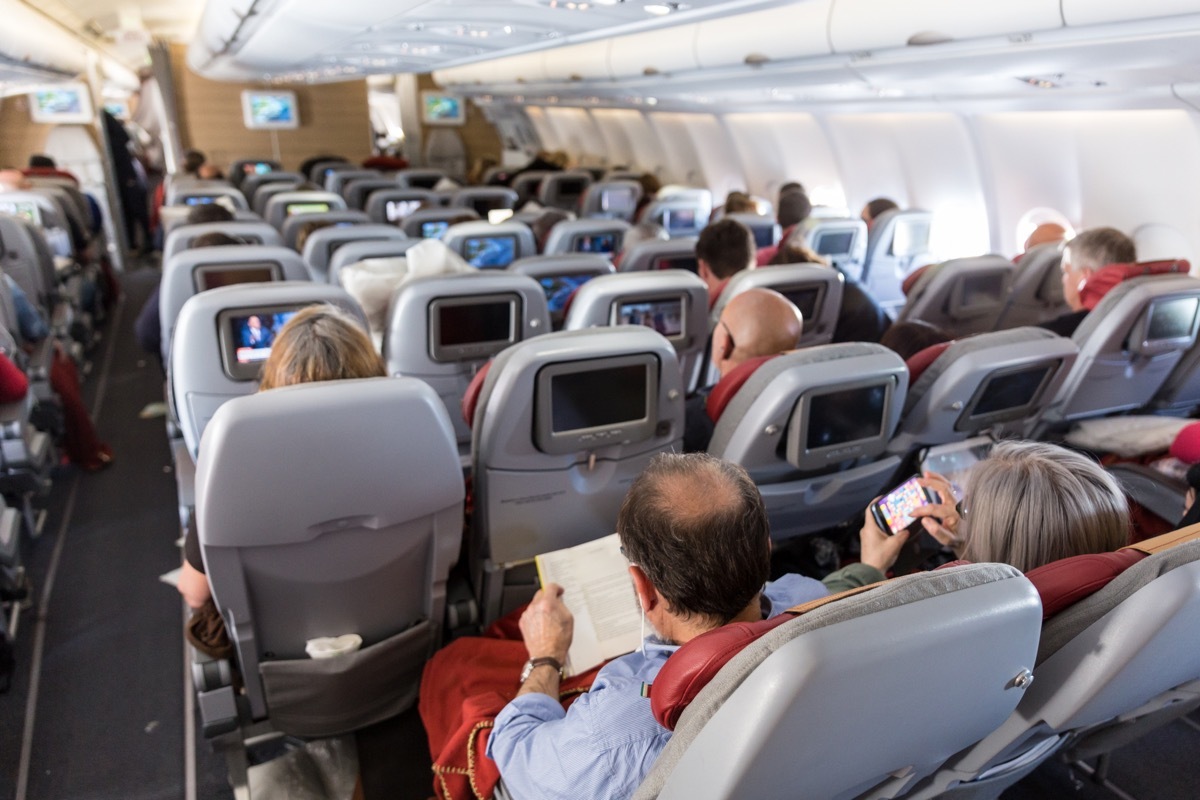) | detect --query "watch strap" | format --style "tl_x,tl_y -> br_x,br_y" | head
521,656 -> 564,682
